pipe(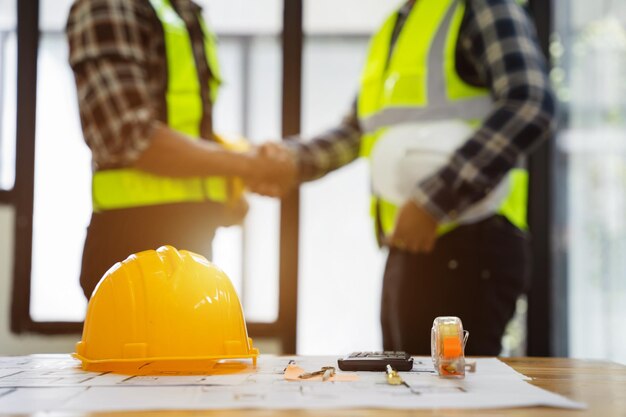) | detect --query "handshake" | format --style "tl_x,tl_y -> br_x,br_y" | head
242,142 -> 299,198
